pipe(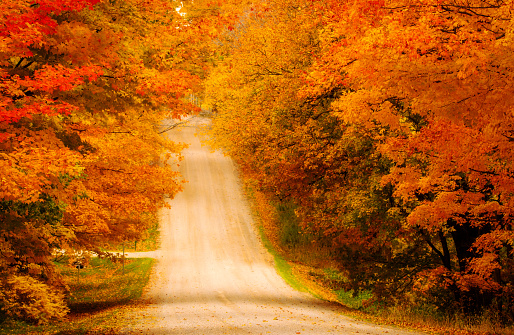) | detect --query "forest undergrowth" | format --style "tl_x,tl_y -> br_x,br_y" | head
243,176 -> 514,335
0,257 -> 153,335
